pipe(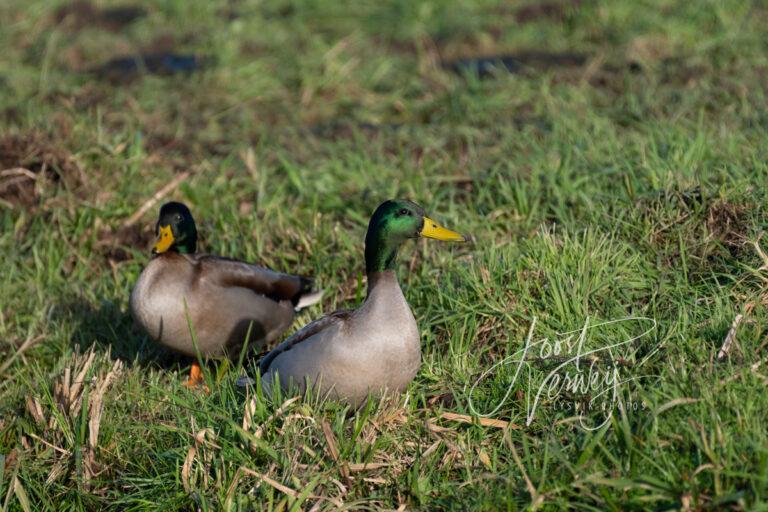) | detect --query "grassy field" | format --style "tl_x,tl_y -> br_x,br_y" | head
1,0 -> 768,509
